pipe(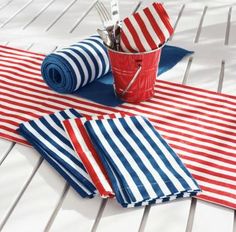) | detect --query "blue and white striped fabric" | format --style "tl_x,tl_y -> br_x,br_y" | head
85,116 -> 201,207
17,109 -> 97,198
41,36 -> 110,93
